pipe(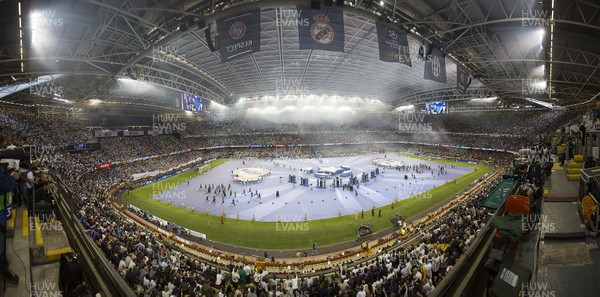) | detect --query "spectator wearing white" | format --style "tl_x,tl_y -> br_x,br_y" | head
291,274 -> 299,291
424,257 -> 433,280
231,267 -> 240,284
423,280 -> 435,295
356,286 -> 367,297
283,276 -> 292,294
215,270 -> 224,287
